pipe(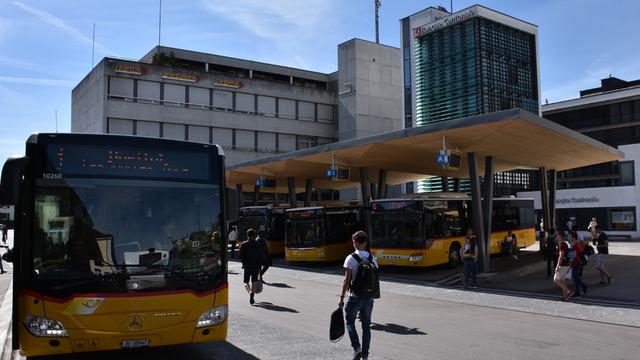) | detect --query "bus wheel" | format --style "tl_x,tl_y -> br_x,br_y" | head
448,243 -> 461,268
